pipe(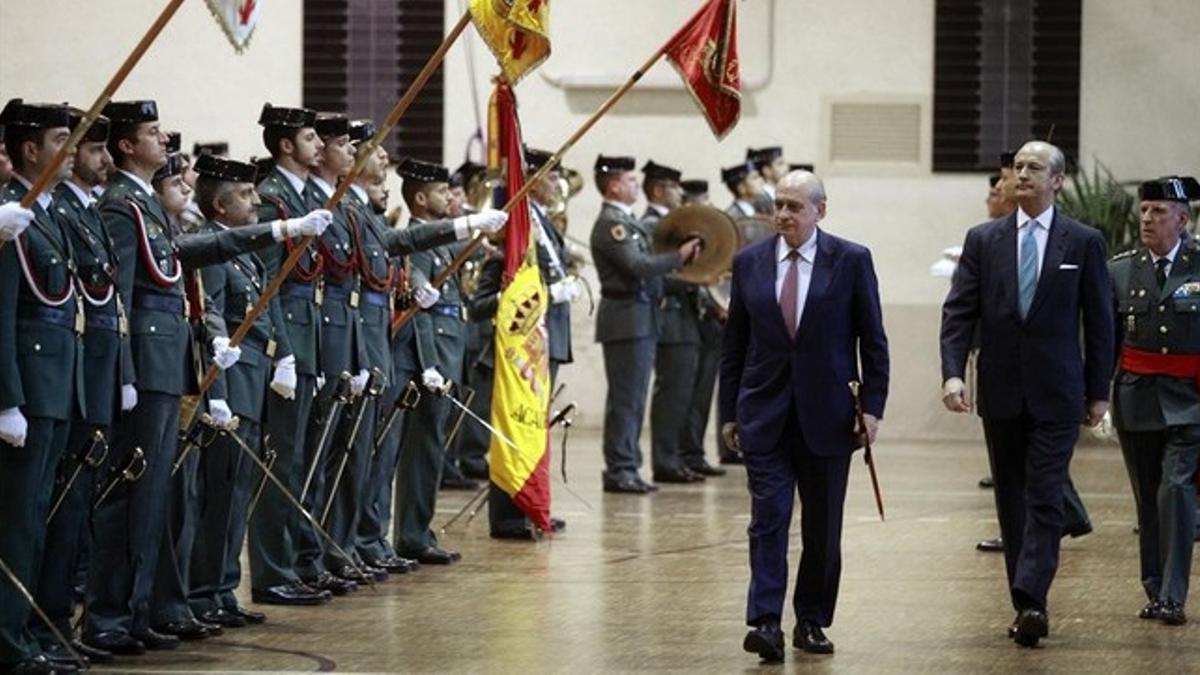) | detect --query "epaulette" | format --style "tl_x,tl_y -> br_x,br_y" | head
1110,248 -> 1138,262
